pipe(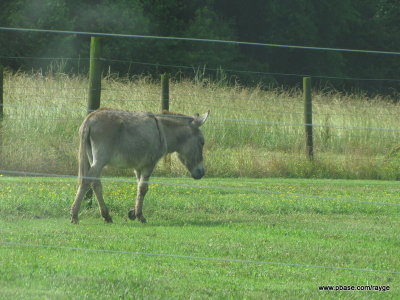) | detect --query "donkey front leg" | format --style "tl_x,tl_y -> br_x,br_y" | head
128,170 -> 150,223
